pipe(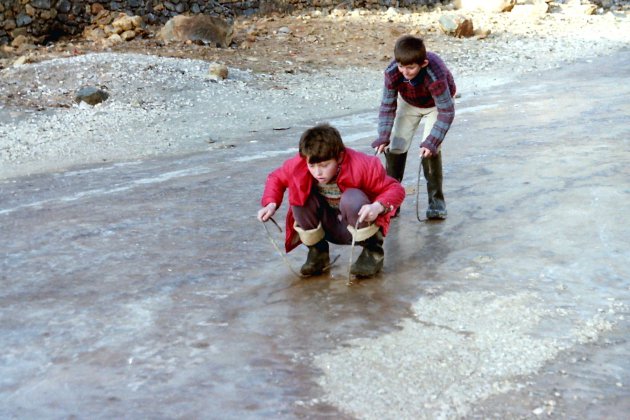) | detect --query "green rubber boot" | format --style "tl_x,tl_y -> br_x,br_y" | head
350,231 -> 384,277
422,151 -> 447,220
300,240 -> 330,276
386,151 -> 408,217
